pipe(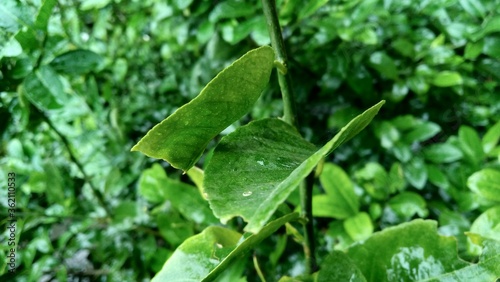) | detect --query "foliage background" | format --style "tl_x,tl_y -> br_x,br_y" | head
1,0 -> 499,281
